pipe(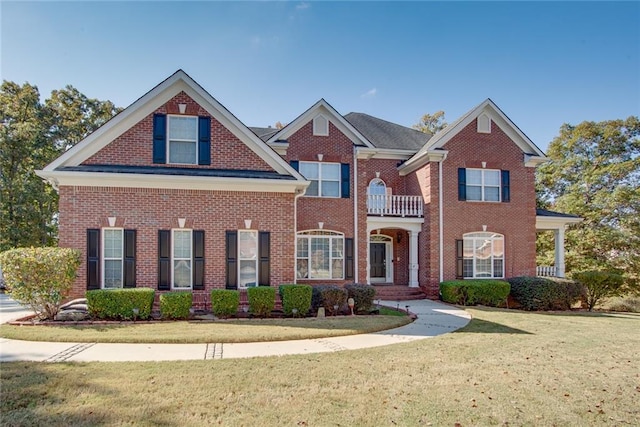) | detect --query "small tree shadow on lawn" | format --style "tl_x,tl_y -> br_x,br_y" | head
455,318 -> 532,334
